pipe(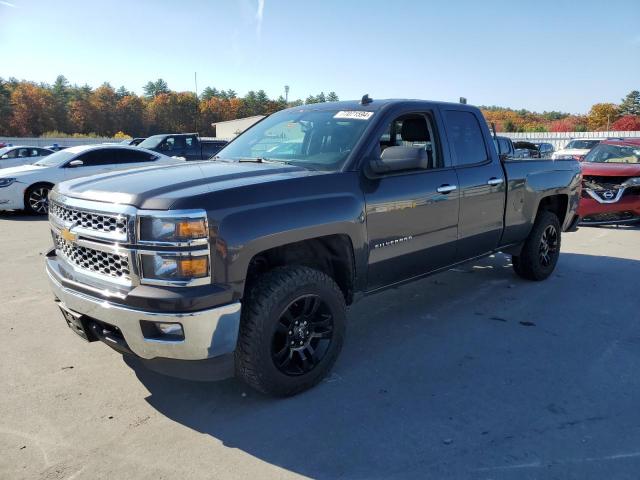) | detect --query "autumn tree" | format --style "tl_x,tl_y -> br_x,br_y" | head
146,92 -> 199,132
587,103 -> 620,130
611,115 -> 640,131
9,83 -> 56,136
116,94 -> 145,136
90,83 -> 119,135
549,116 -> 587,132
0,78 -> 12,135
619,90 -> 640,116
